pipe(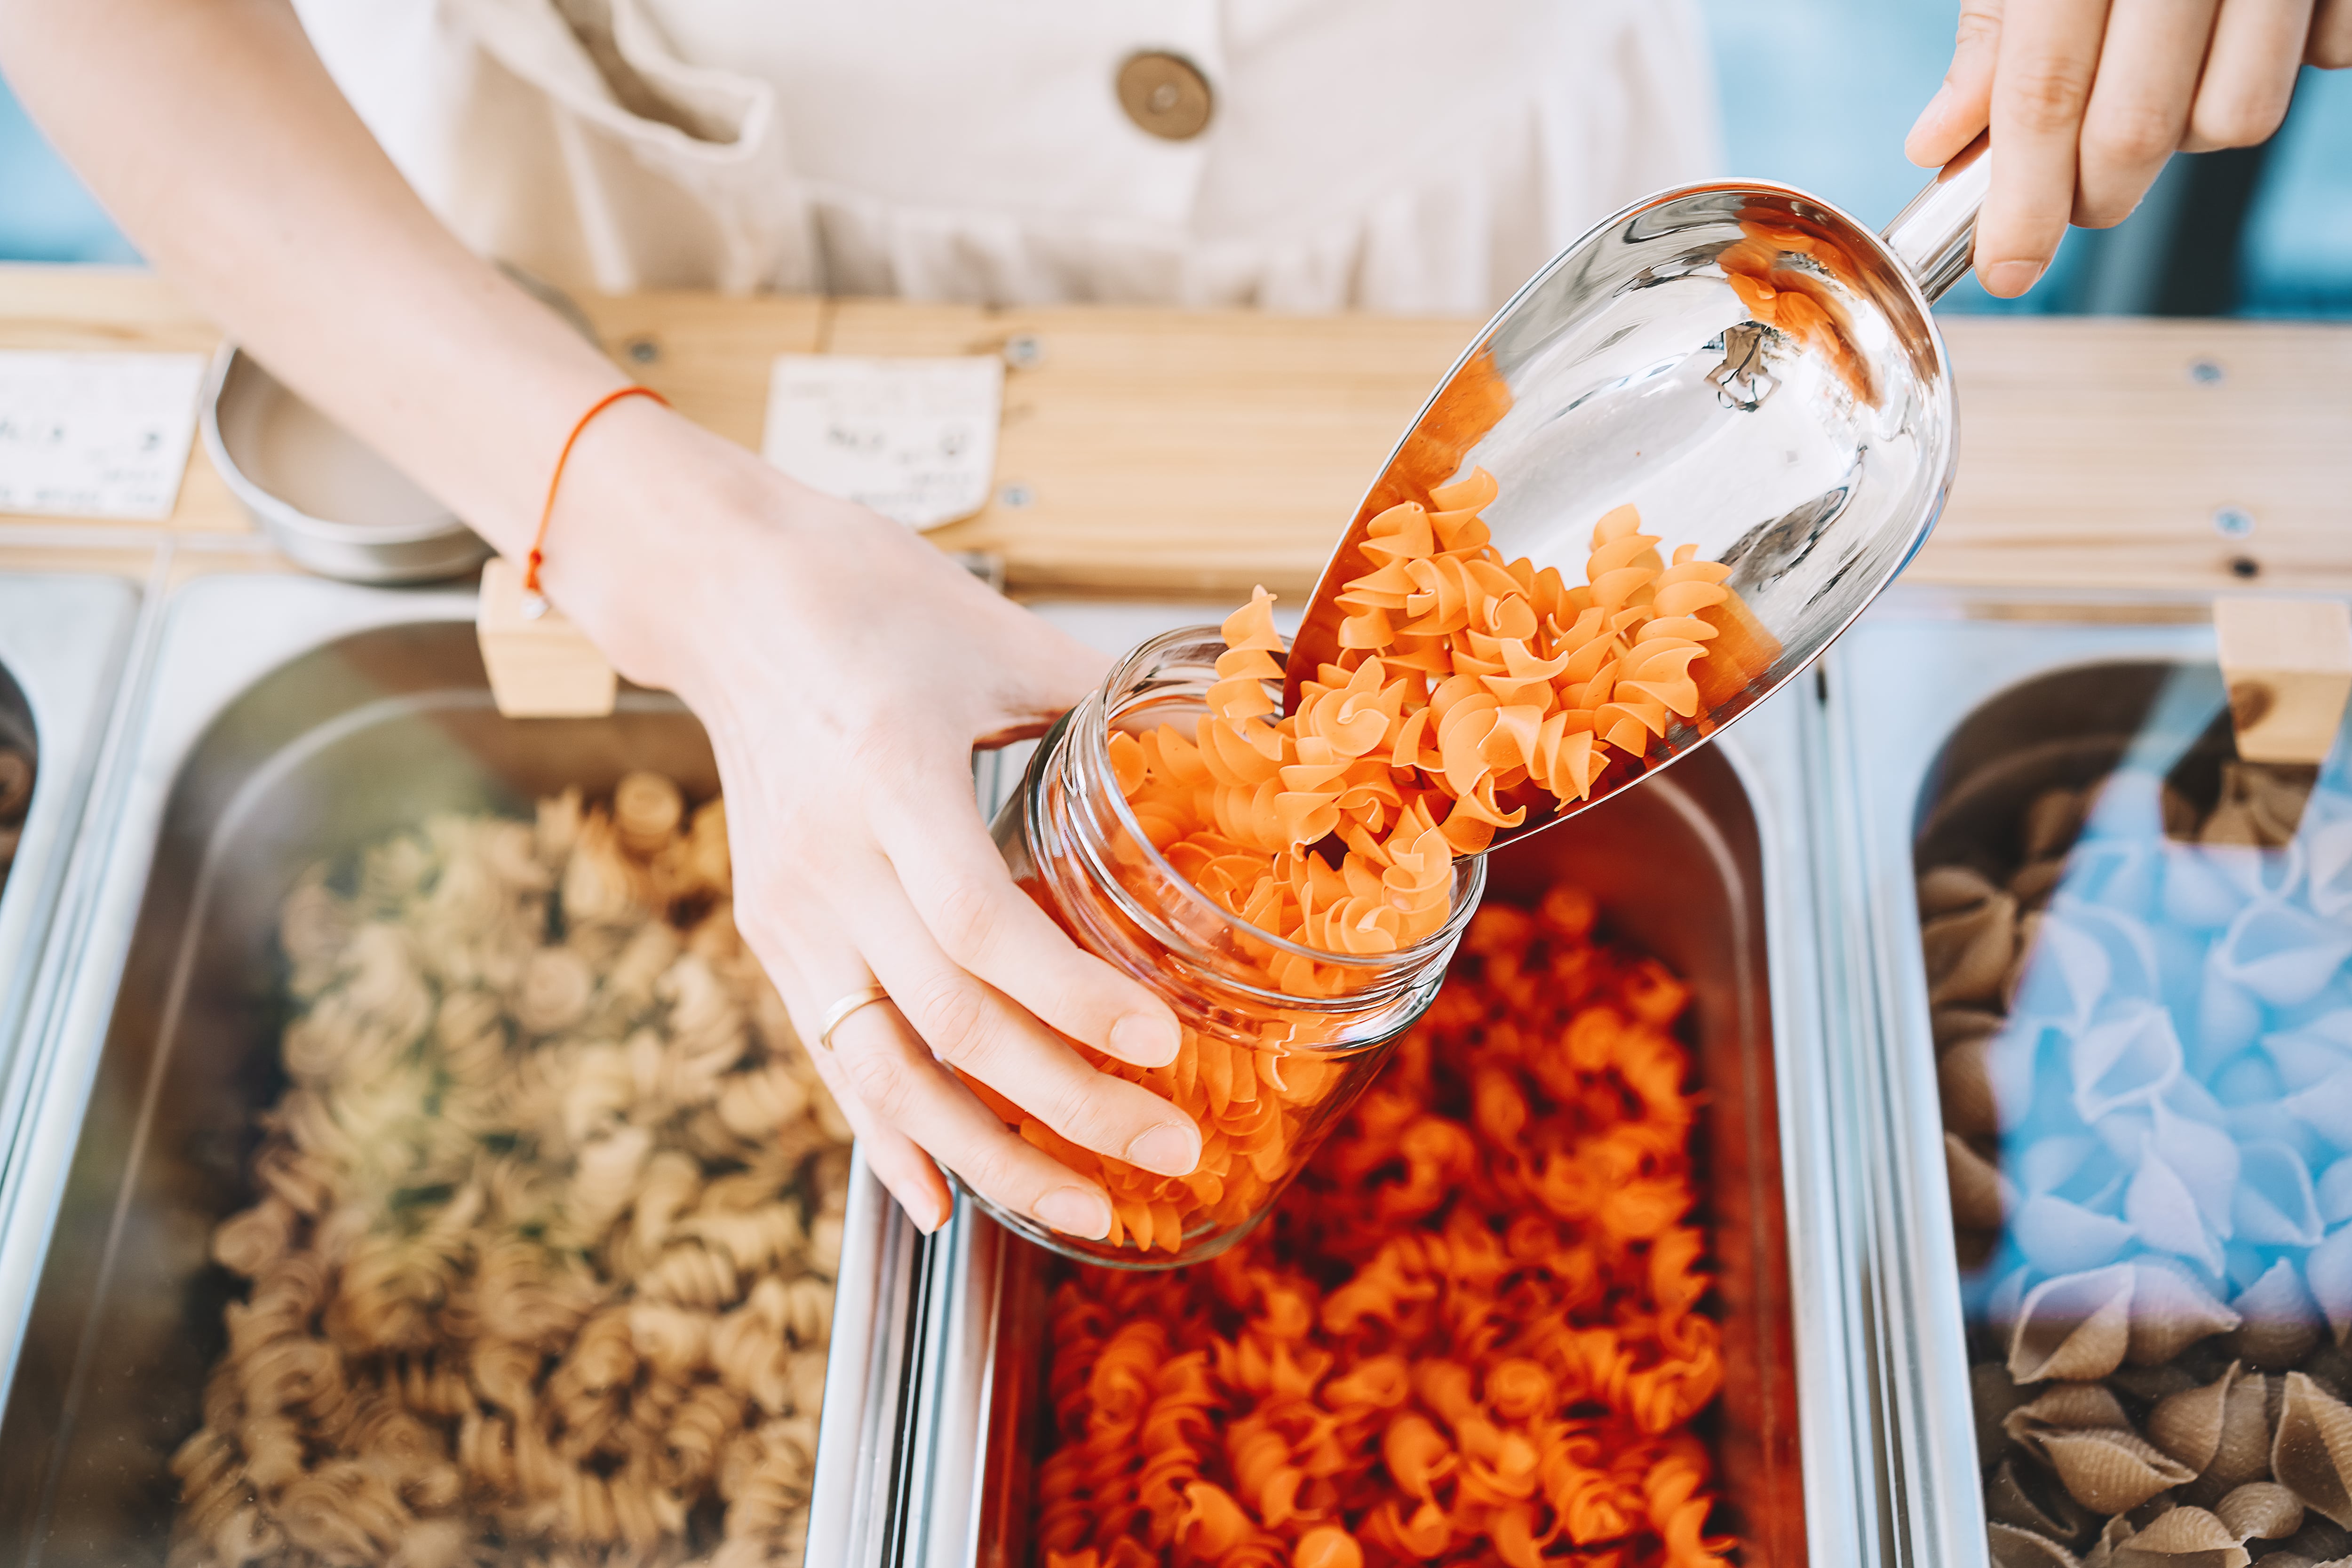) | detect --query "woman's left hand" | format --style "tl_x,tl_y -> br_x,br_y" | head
1907,0 -> 2352,298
